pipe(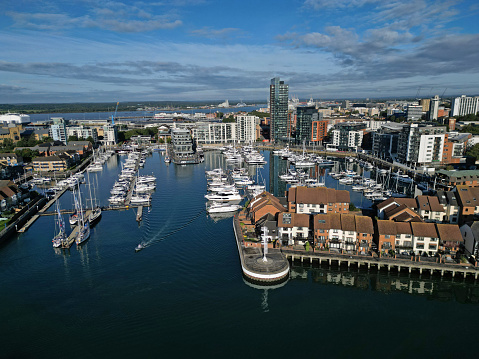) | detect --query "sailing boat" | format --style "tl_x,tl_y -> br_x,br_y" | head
52,198 -> 67,248
69,190 -> 79,225
75,182 -> 90,245
164,144 -> 171,163
87,172 -> 102,225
